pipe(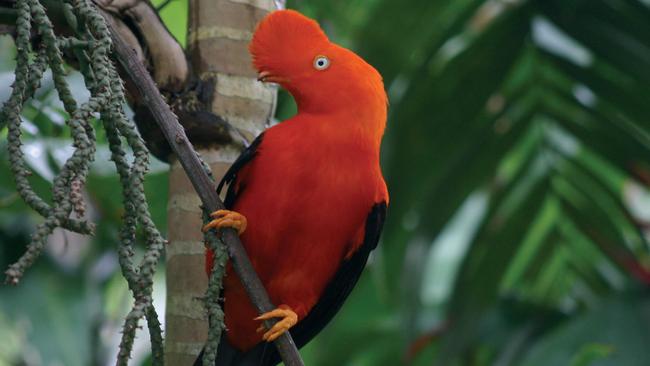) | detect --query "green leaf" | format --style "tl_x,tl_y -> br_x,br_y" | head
520,292 -> 650,366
